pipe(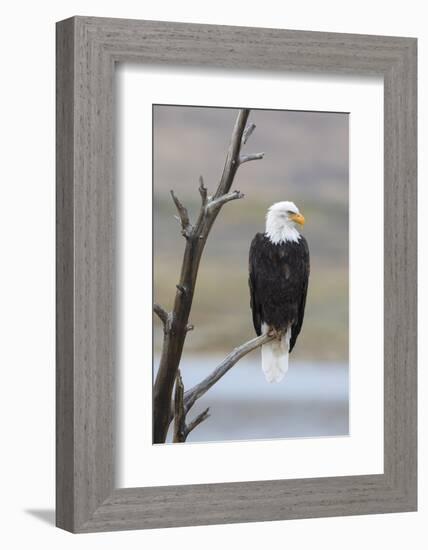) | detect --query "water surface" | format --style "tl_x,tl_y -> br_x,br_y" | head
157,355 -> 349,443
